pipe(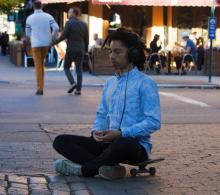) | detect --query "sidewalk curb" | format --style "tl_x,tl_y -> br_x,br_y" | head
0,80 -> 10,84
157,84 -> 220,89
84,83 -> 220,89
1,81 -> 220,89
